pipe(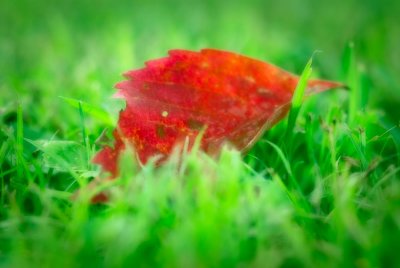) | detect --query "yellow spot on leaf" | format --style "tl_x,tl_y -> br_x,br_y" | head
245,76 -> 255,83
